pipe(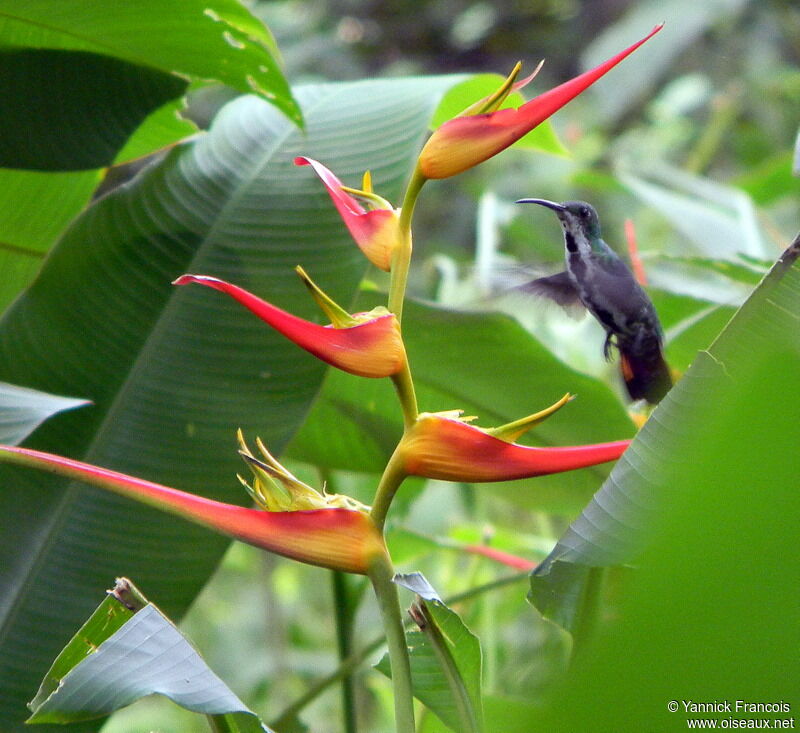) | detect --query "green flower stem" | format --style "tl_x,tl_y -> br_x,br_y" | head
270,572 -> 529,728
368,555 -> 415,733
381,166 -> 428,493
391,364 -> 418,429
370,443 -> 408,533
388,165 -> 426,323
